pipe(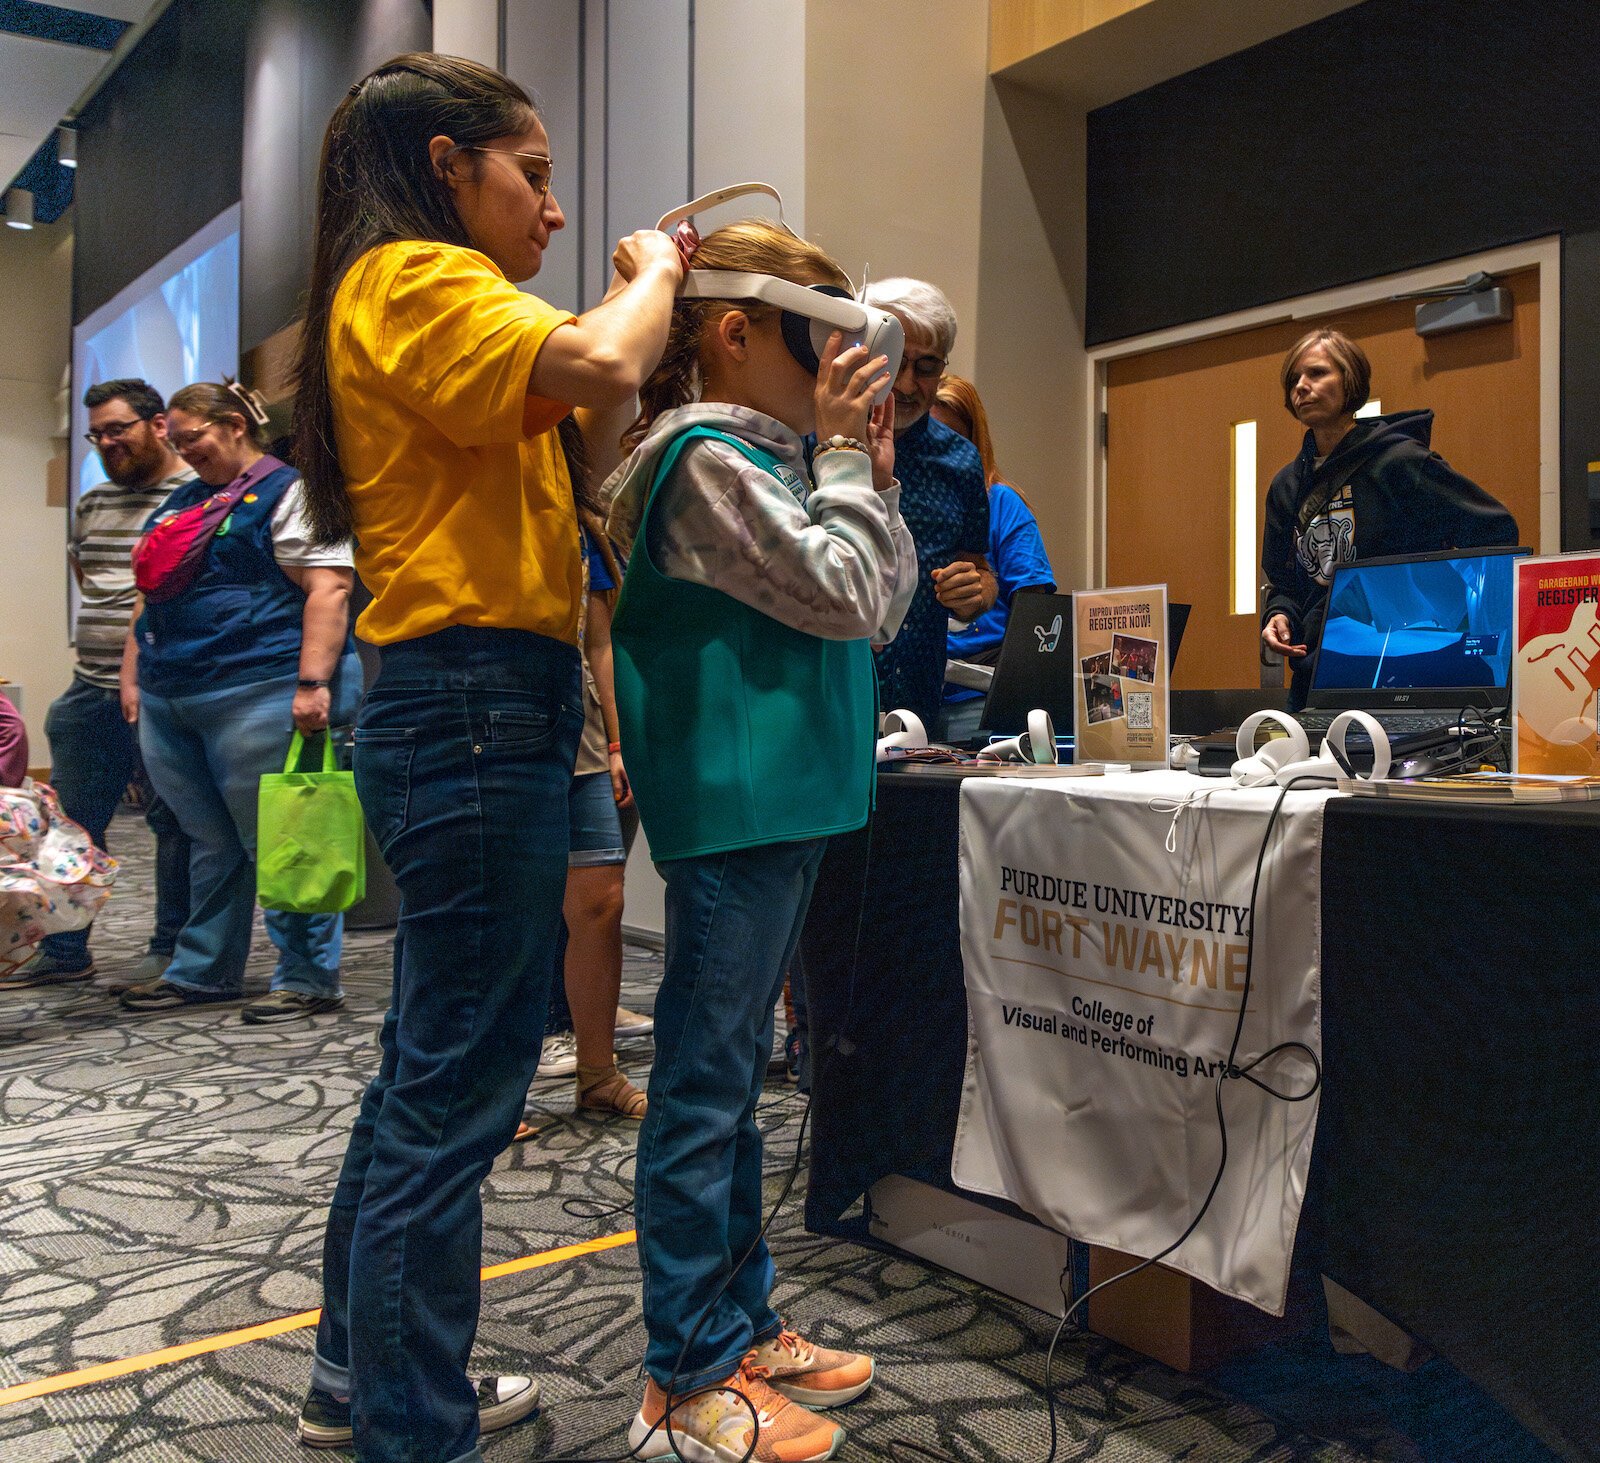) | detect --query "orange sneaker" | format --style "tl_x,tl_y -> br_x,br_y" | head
628,1358 -> 844,1462
746,1327 -> 875,1409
